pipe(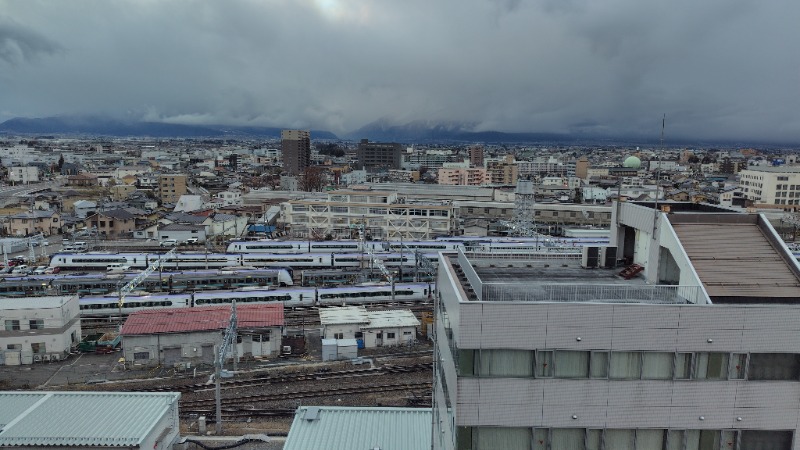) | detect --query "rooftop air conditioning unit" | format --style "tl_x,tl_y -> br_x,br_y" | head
282,346 -> 292,355
33,354 -> 42,362
50,353 -> 60,361
582,246 -> 601,268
